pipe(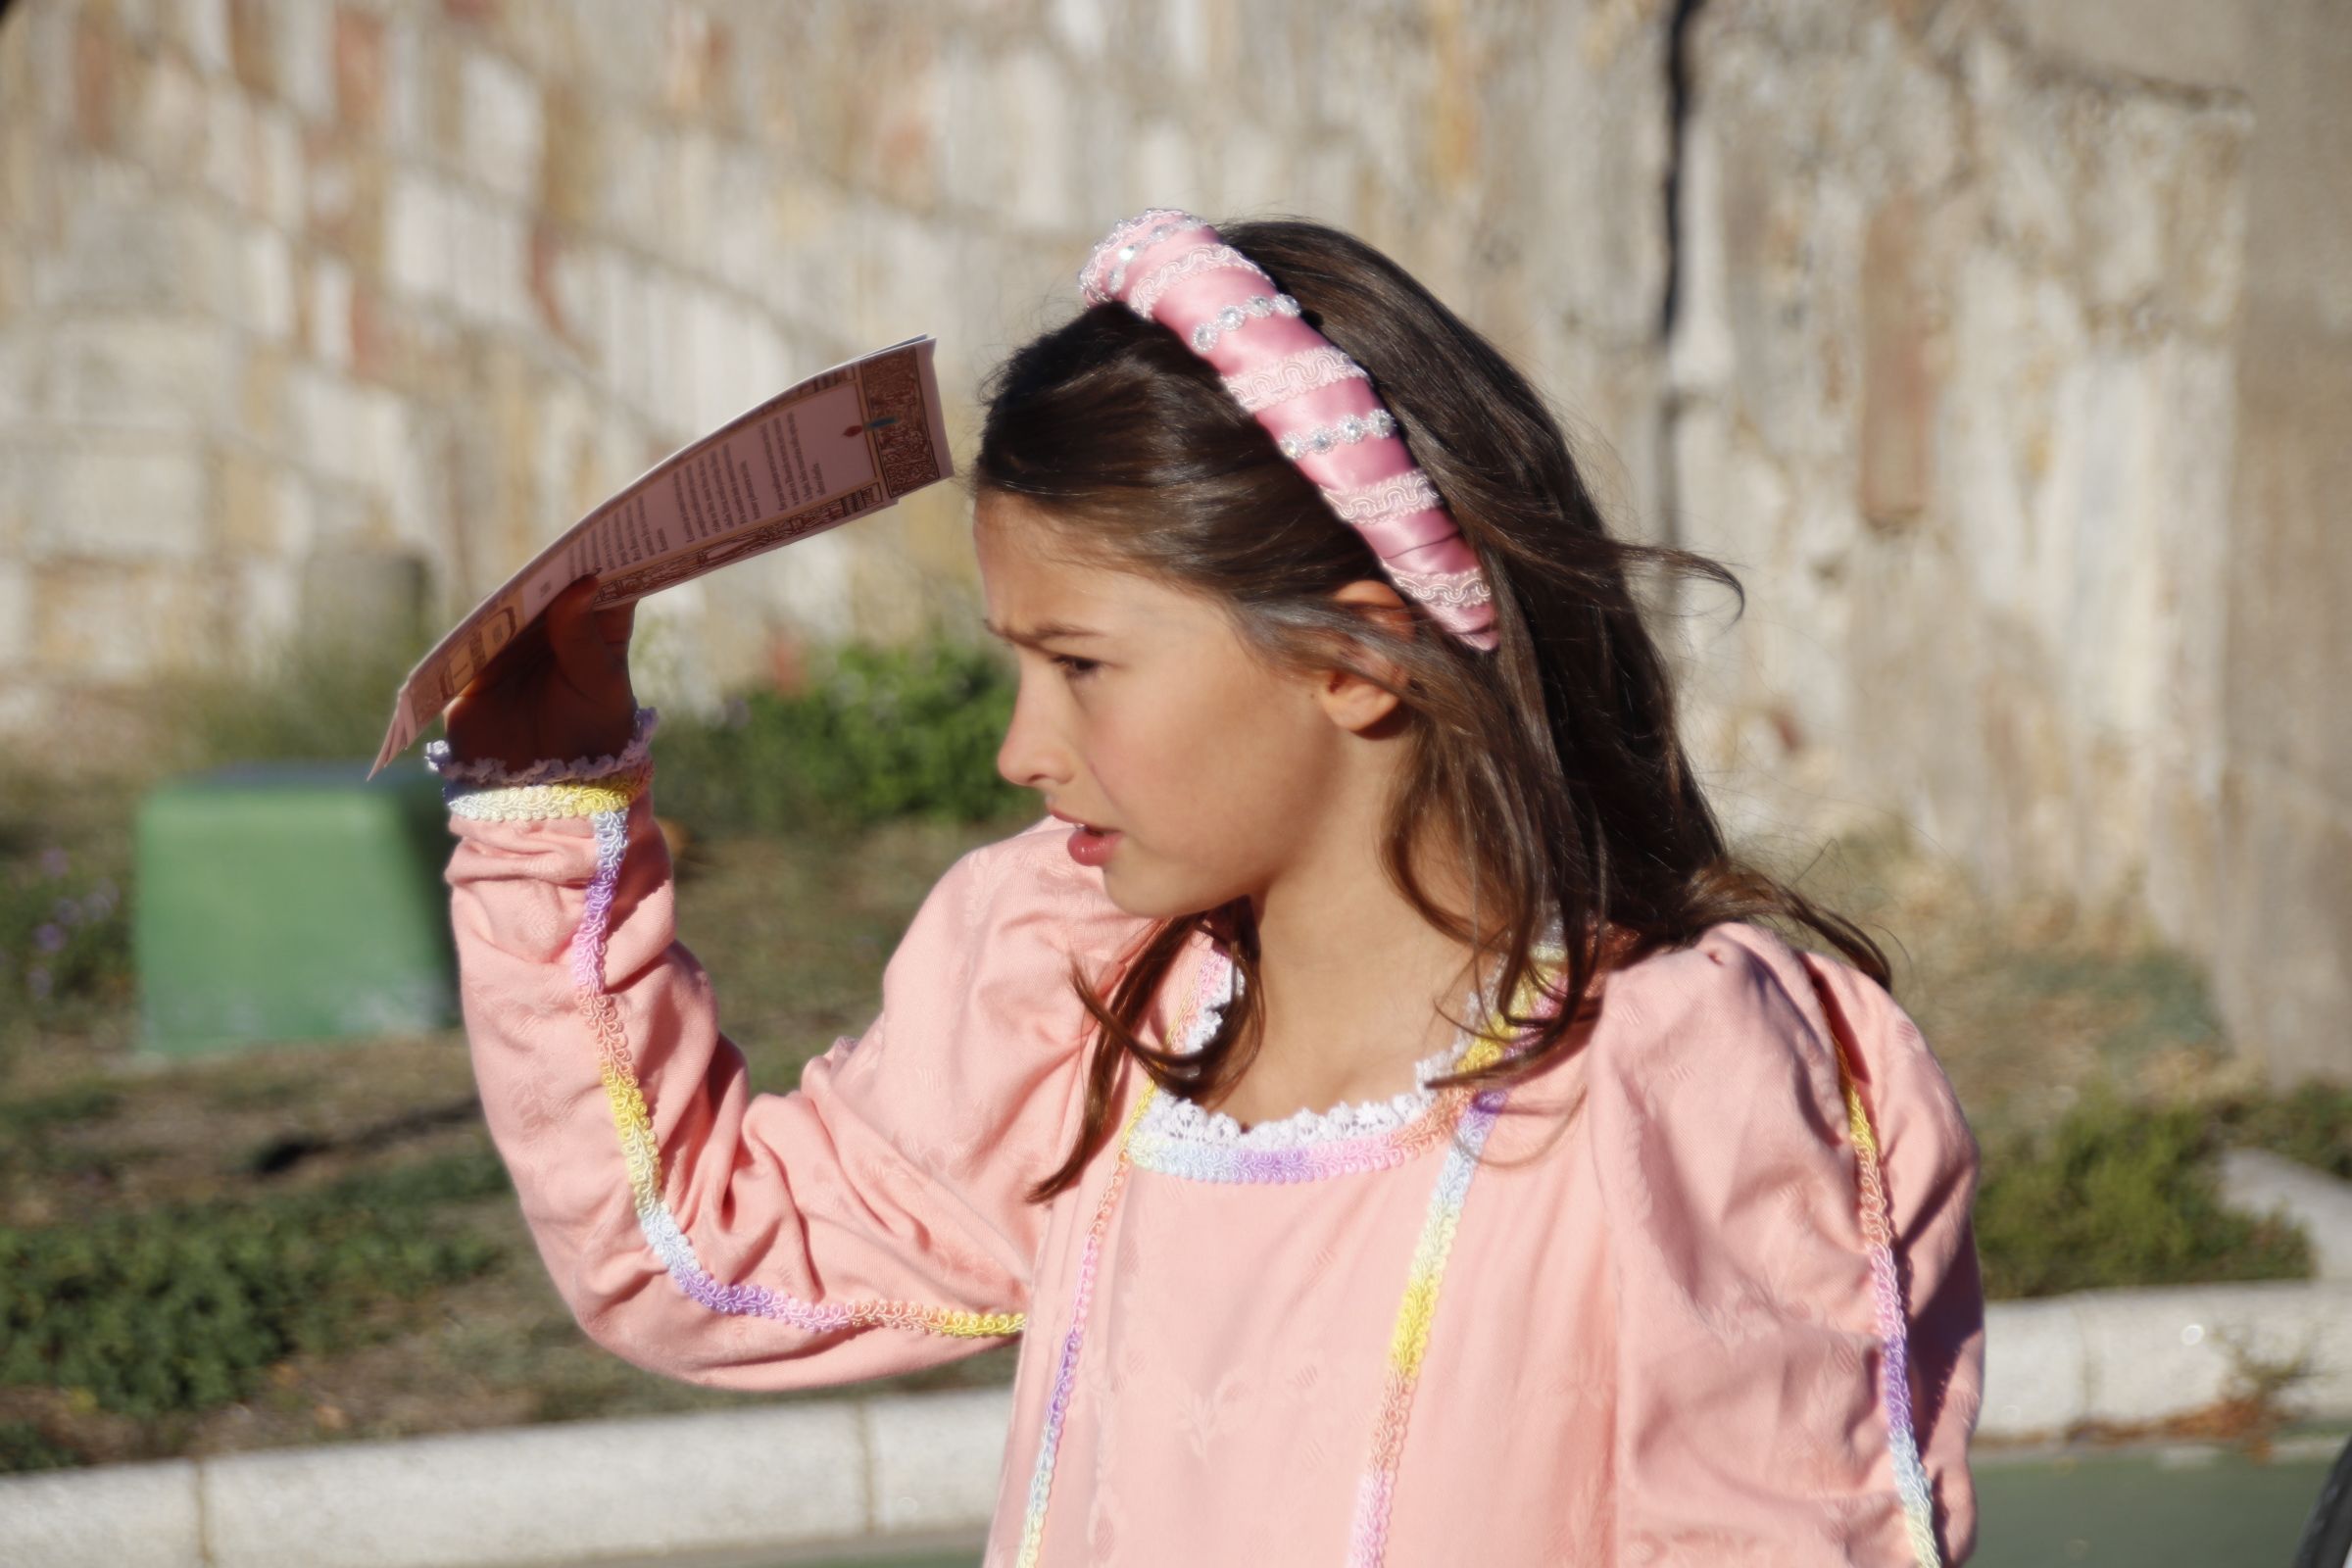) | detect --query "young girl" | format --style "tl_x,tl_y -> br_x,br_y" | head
432,210 -> 1984,1566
